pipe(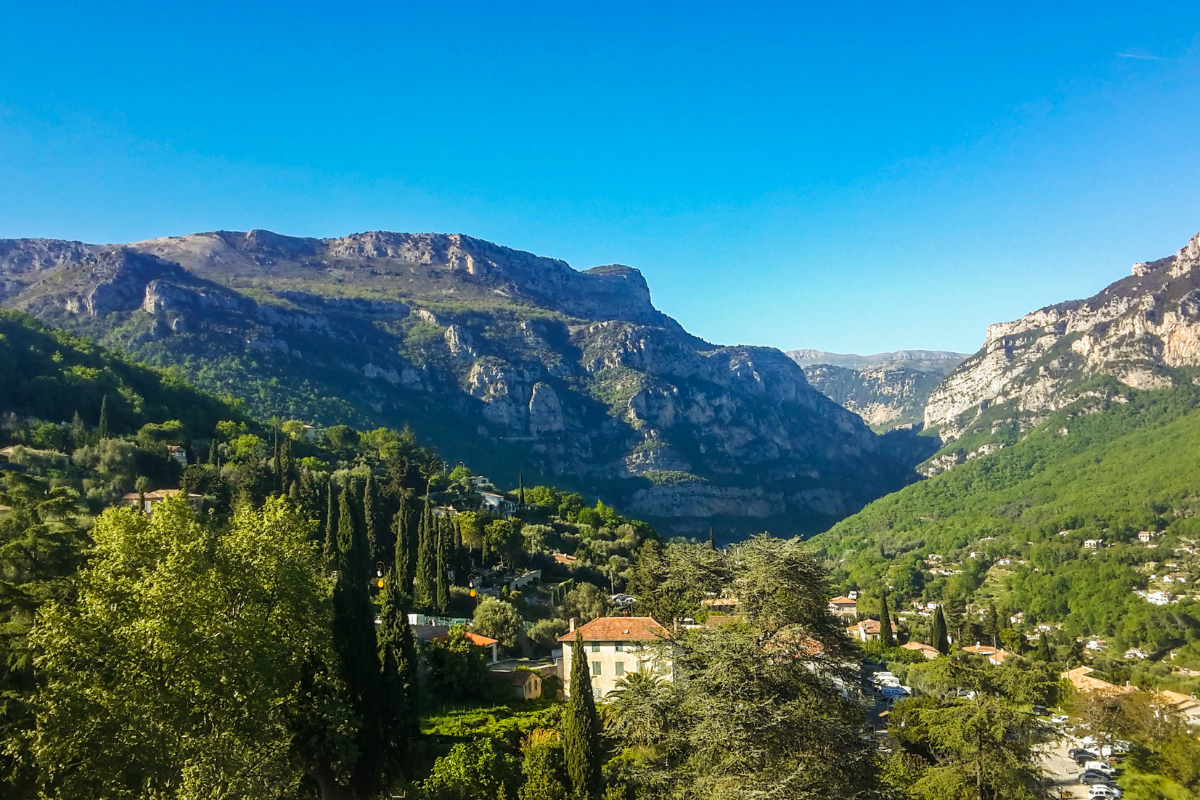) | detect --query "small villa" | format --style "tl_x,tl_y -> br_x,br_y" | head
827,595 -> 858,618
